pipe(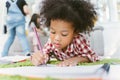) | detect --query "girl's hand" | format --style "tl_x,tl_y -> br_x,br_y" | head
57,56 -> 89,67
31,51 -> 48,66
